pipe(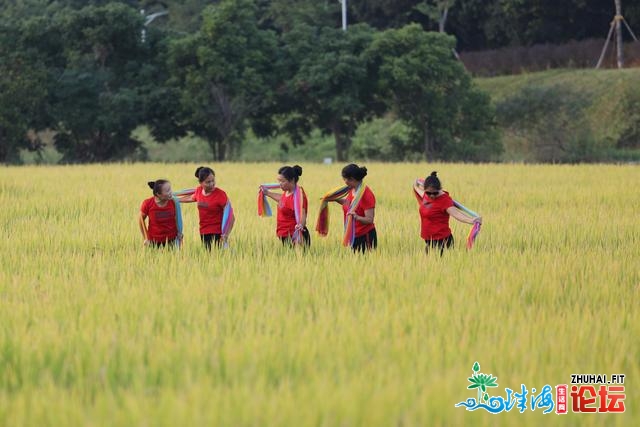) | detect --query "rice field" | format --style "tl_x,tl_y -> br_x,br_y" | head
0,162 -> 638,426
